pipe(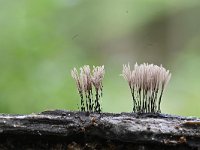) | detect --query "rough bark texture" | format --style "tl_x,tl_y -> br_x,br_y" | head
0,110 -> 200,150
